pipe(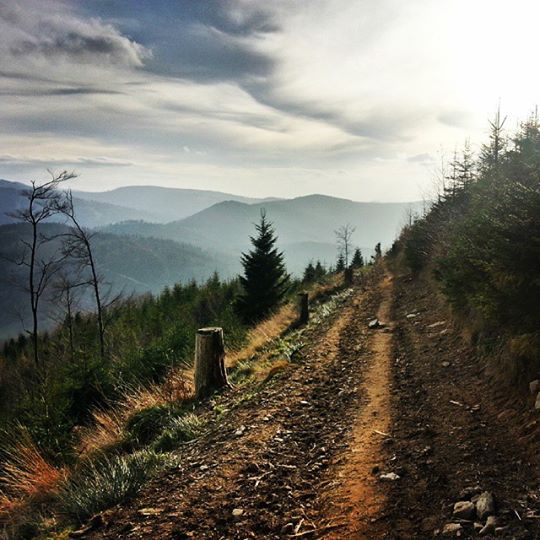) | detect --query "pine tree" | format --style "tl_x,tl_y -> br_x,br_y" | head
336,253 -> 345,272
236,211 -> 290,322
303,262 -> 316,283
314,260 -> 325,278
479,107 -> 507,176
351,248 -> 364,267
